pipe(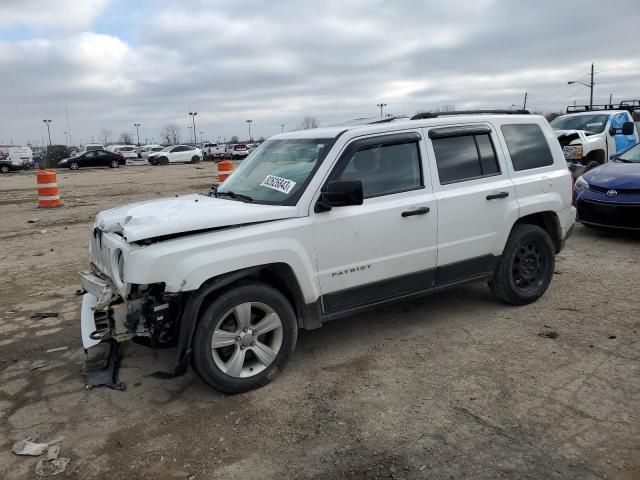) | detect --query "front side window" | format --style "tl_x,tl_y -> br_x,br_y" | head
217,138 -> 334,205
501,124 -> 554,171
432,133 -> 500,184
335,141 -> 423,198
